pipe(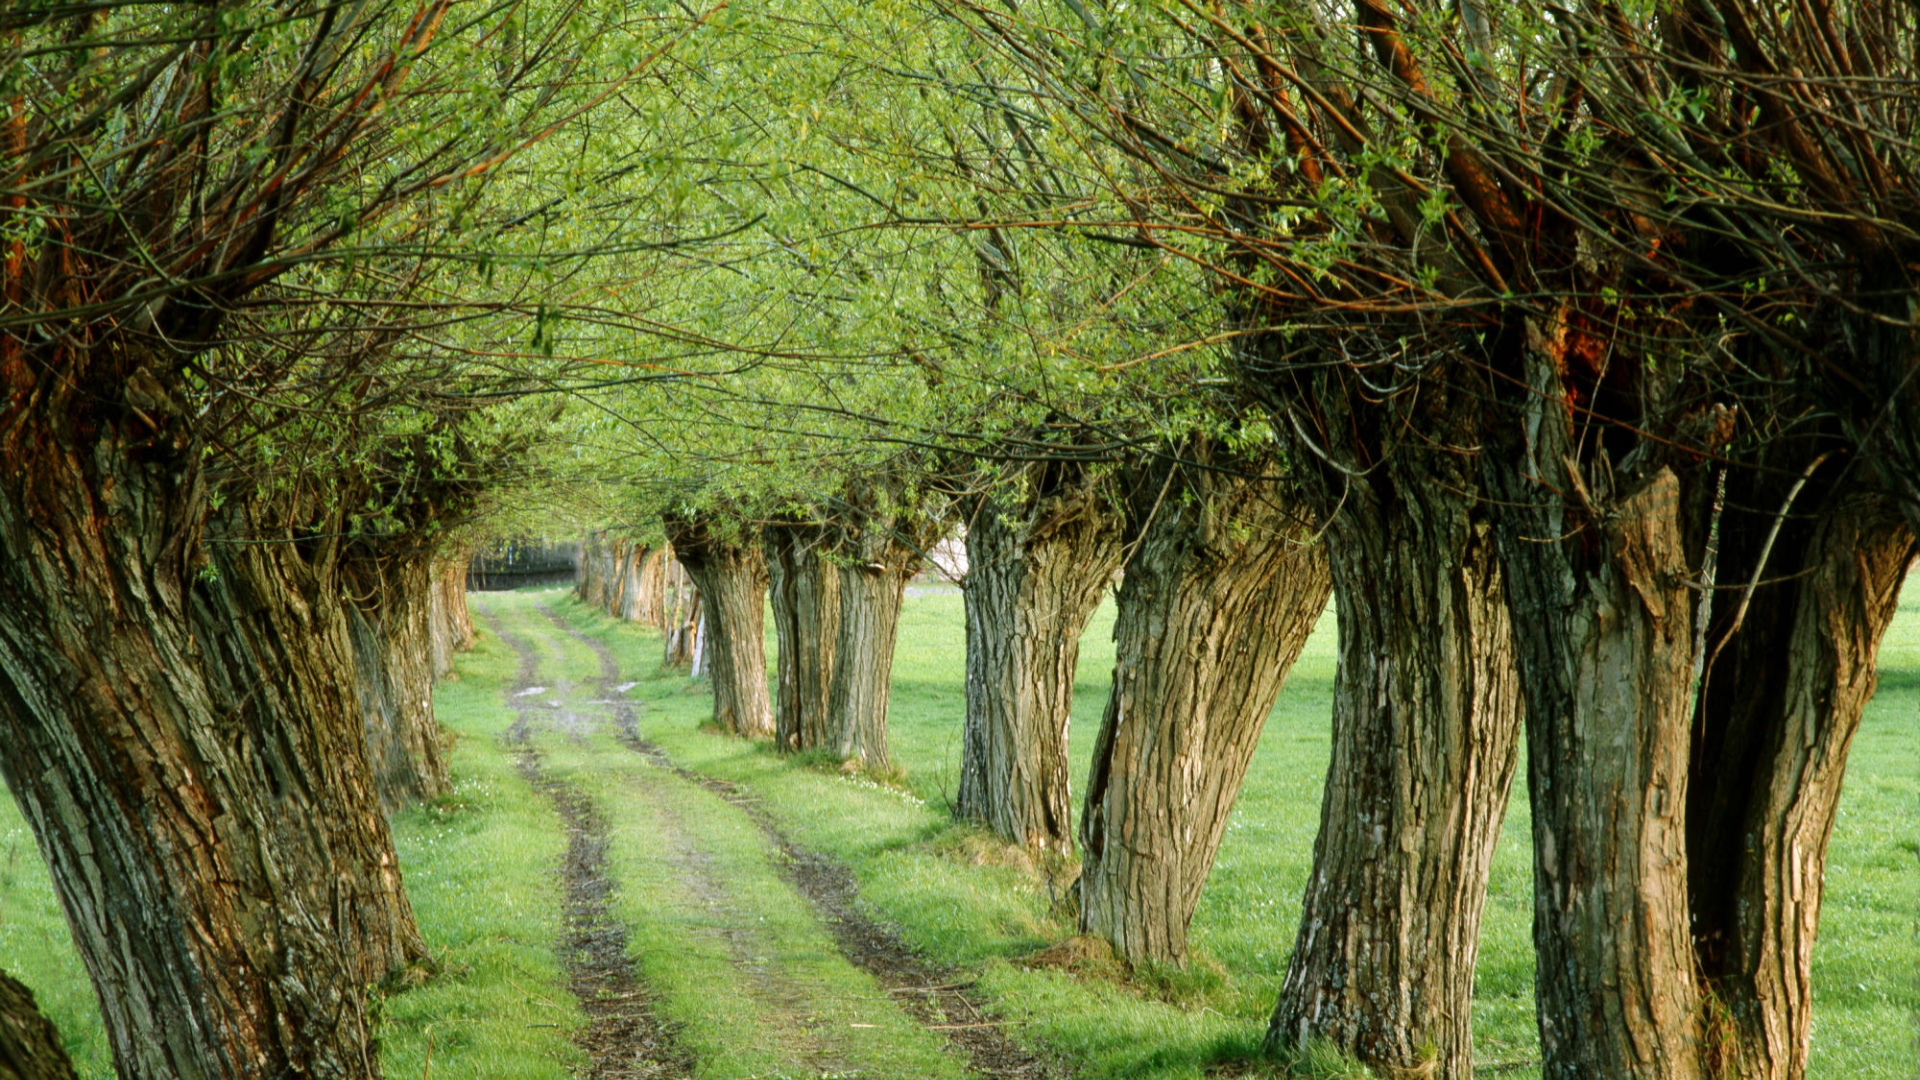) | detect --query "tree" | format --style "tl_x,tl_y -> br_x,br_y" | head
0,1 -> 698,1073
824,473 -> 950,770
0,971 -> 77,1080
1077,438 -> 1330,966
766,513 -> 841,753
664,511 -> 774,739
957,457 -> 1120,853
